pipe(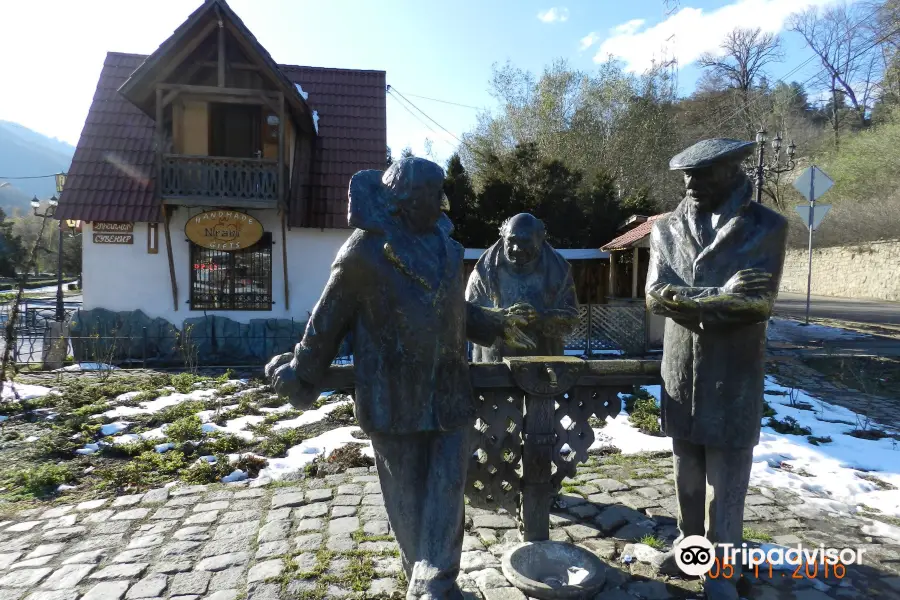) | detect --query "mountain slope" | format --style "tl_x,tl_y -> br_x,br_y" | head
0,120 -> 76,211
